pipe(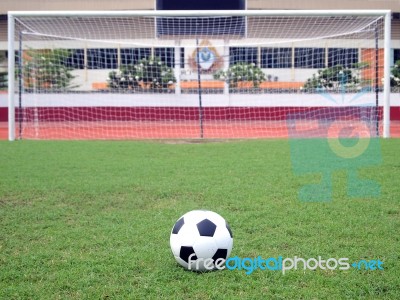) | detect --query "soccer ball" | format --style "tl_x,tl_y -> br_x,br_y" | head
170,210 -> 233,271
